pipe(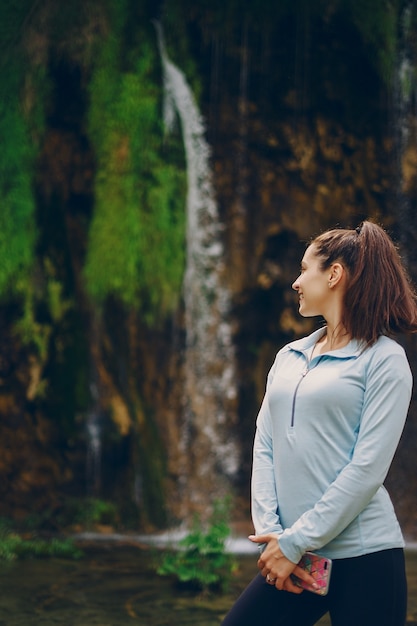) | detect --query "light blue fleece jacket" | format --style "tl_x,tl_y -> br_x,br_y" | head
251,327 -> 412,564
